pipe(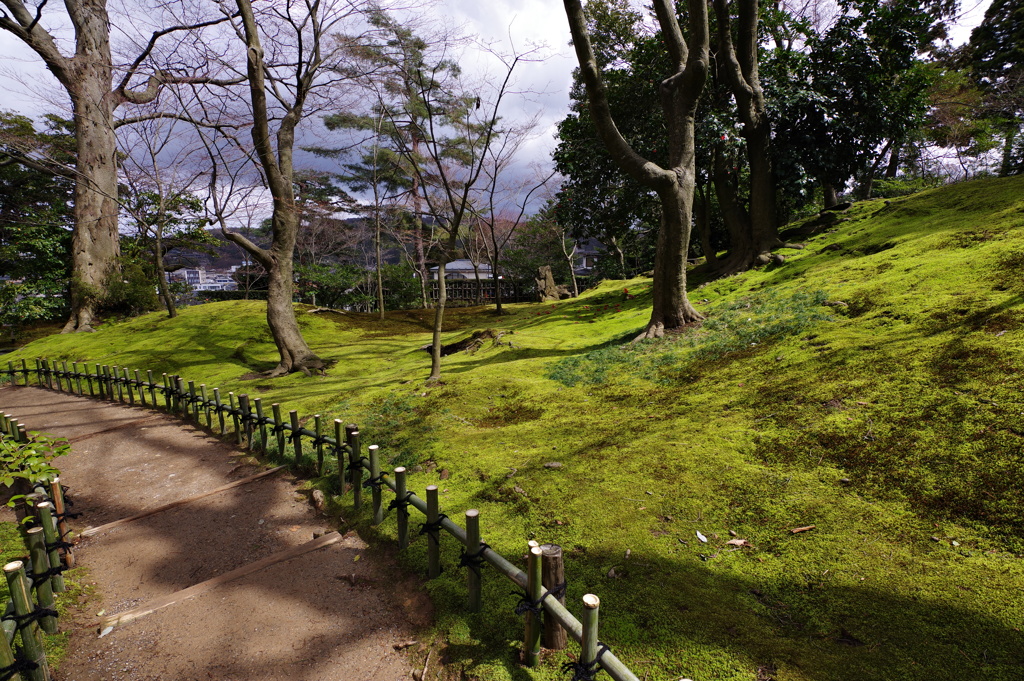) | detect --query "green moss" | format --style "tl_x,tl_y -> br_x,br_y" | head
6,176 -> 1024,680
